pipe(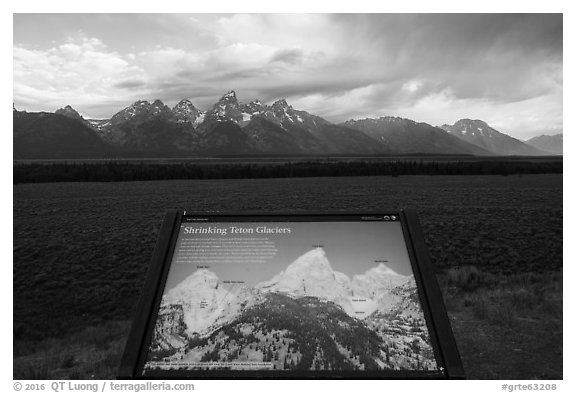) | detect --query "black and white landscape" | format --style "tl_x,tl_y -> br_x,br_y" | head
144,248 -> 437,372
13,13 -> 563,380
